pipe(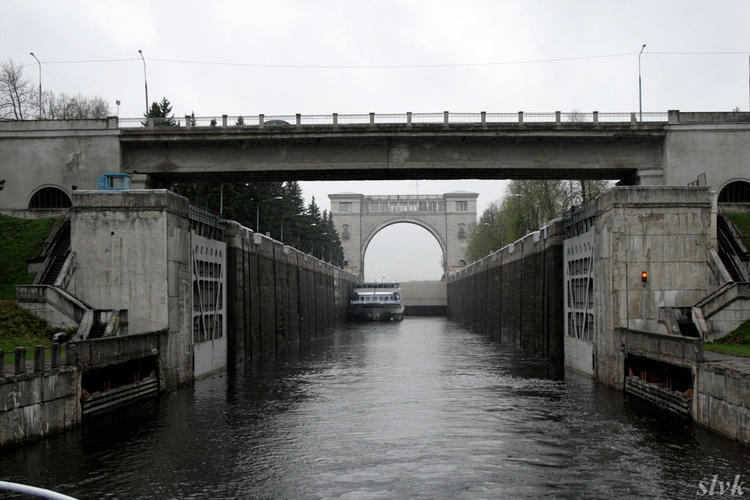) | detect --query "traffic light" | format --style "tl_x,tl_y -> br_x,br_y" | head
641,271 -> 648,283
